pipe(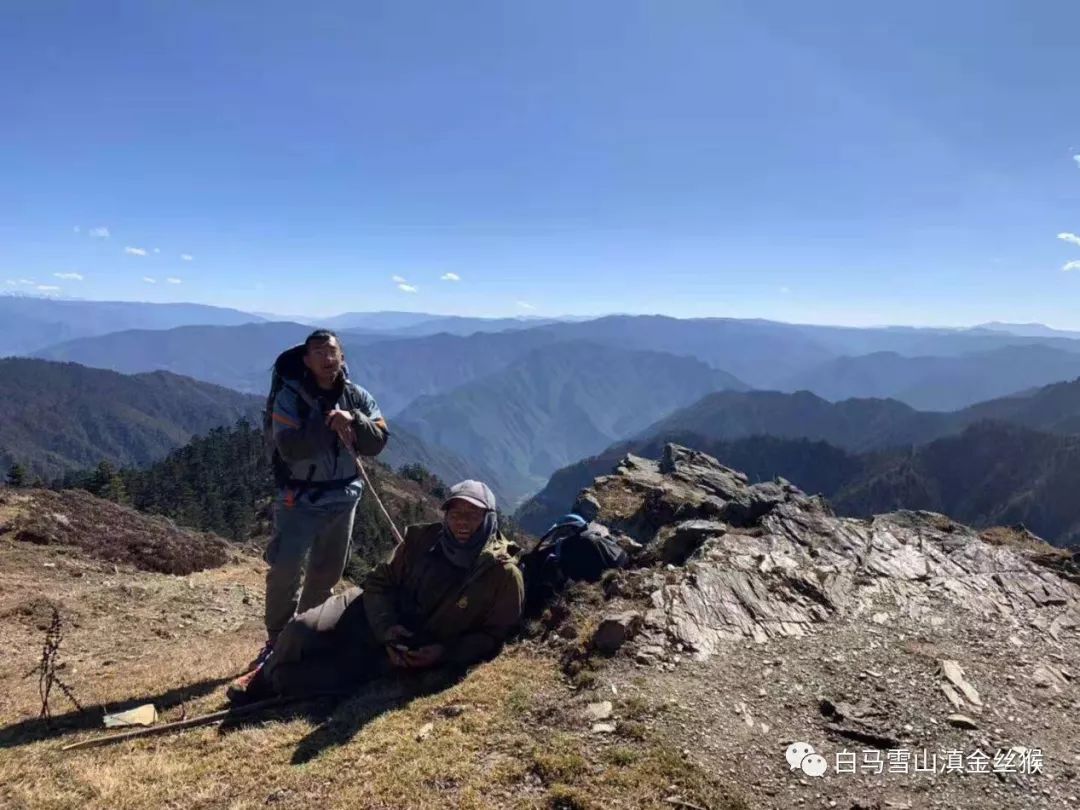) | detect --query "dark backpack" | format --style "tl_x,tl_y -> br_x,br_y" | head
263,345 -> 359,489
520,513 -> 628,609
